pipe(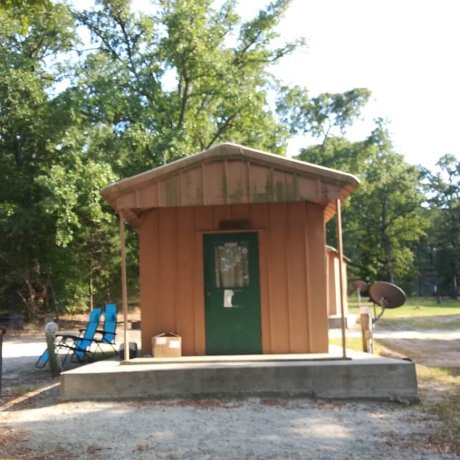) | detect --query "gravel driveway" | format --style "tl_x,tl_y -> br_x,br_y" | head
1,328 -> 458,459
0,396 -> 444,460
